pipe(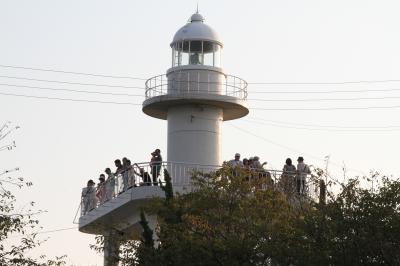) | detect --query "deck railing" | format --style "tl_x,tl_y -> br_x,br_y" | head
145,73 -> 248,100
78,161 -> 319,218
